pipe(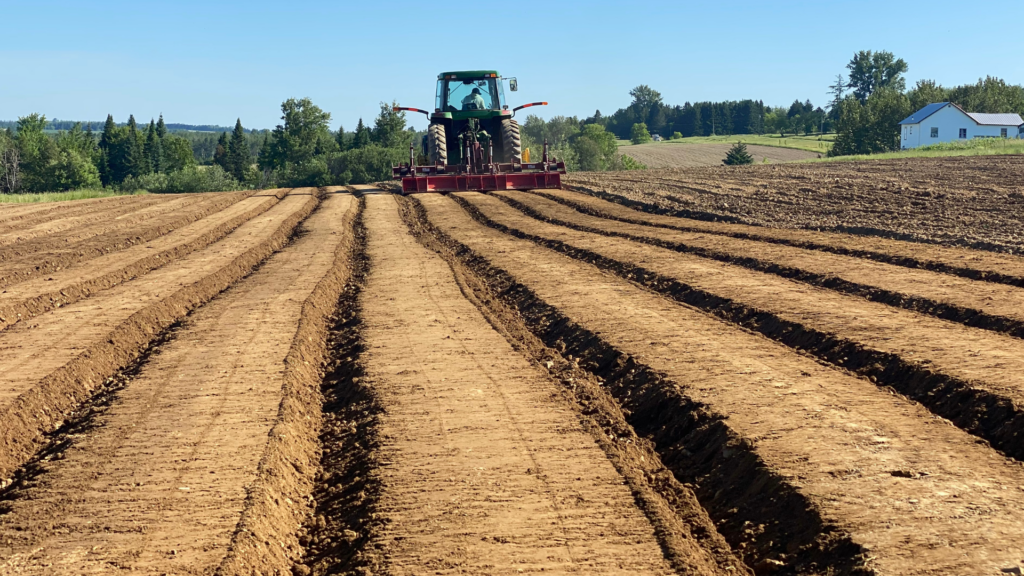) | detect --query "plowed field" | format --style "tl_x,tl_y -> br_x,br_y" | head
2,163 -> 1023,576
621,142 -> 820,168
